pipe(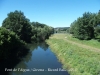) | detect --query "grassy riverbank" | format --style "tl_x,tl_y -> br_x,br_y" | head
46,34 -> 100,75
66,34 -> 100,49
